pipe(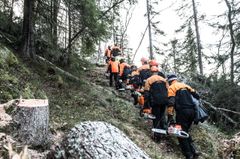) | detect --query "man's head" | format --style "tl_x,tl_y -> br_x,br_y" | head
167,74 -> 177,85
131,65 -> 137,71
120,59 -> 125,63
149,59 -> 158,67
108,45 -> 111,49
140,57 -> 148,65
150,66 -> 159,73
111,57 -> 116,61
